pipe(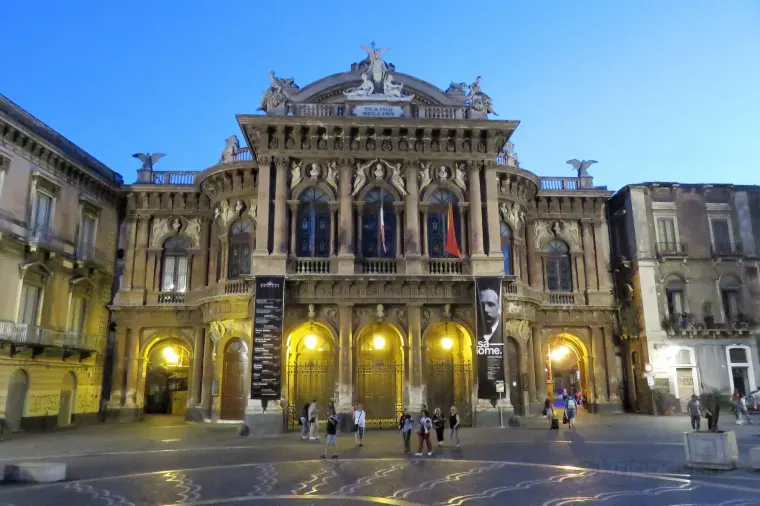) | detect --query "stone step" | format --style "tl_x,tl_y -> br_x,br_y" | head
3,462 -> 66,483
